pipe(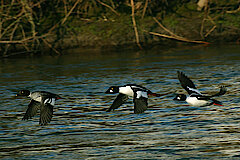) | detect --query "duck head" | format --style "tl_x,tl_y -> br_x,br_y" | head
105,86 -> 119,94
173,94 -> 187,101
16,90 -> 30,97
